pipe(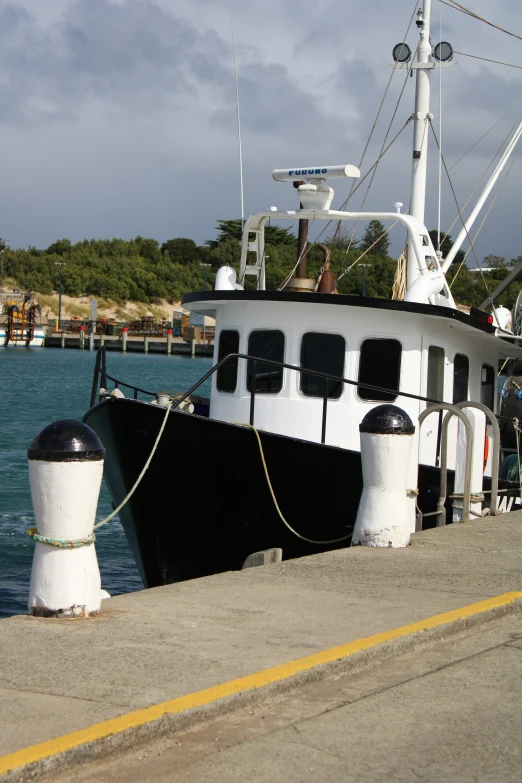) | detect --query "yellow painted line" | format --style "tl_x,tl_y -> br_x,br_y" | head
1,590 -> 521,778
